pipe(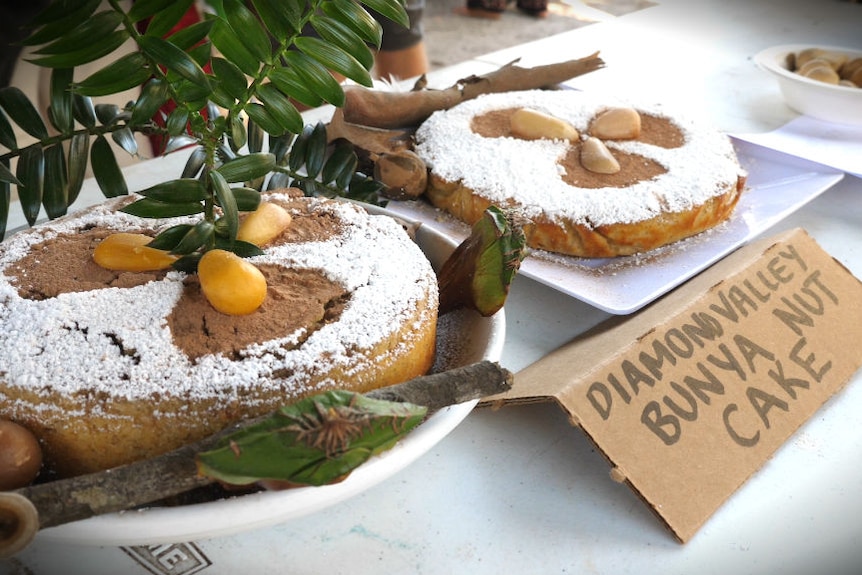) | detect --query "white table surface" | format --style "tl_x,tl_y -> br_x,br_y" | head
6,1 -> 862,574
